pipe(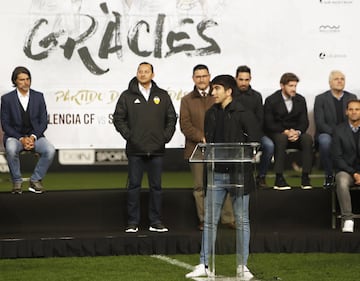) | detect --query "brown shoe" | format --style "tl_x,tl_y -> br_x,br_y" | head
29,180 -> 44,194
256,175 -> 268,189
198,222 -> 204,231
224,222 -> 236,229
12,182 -> 22,194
